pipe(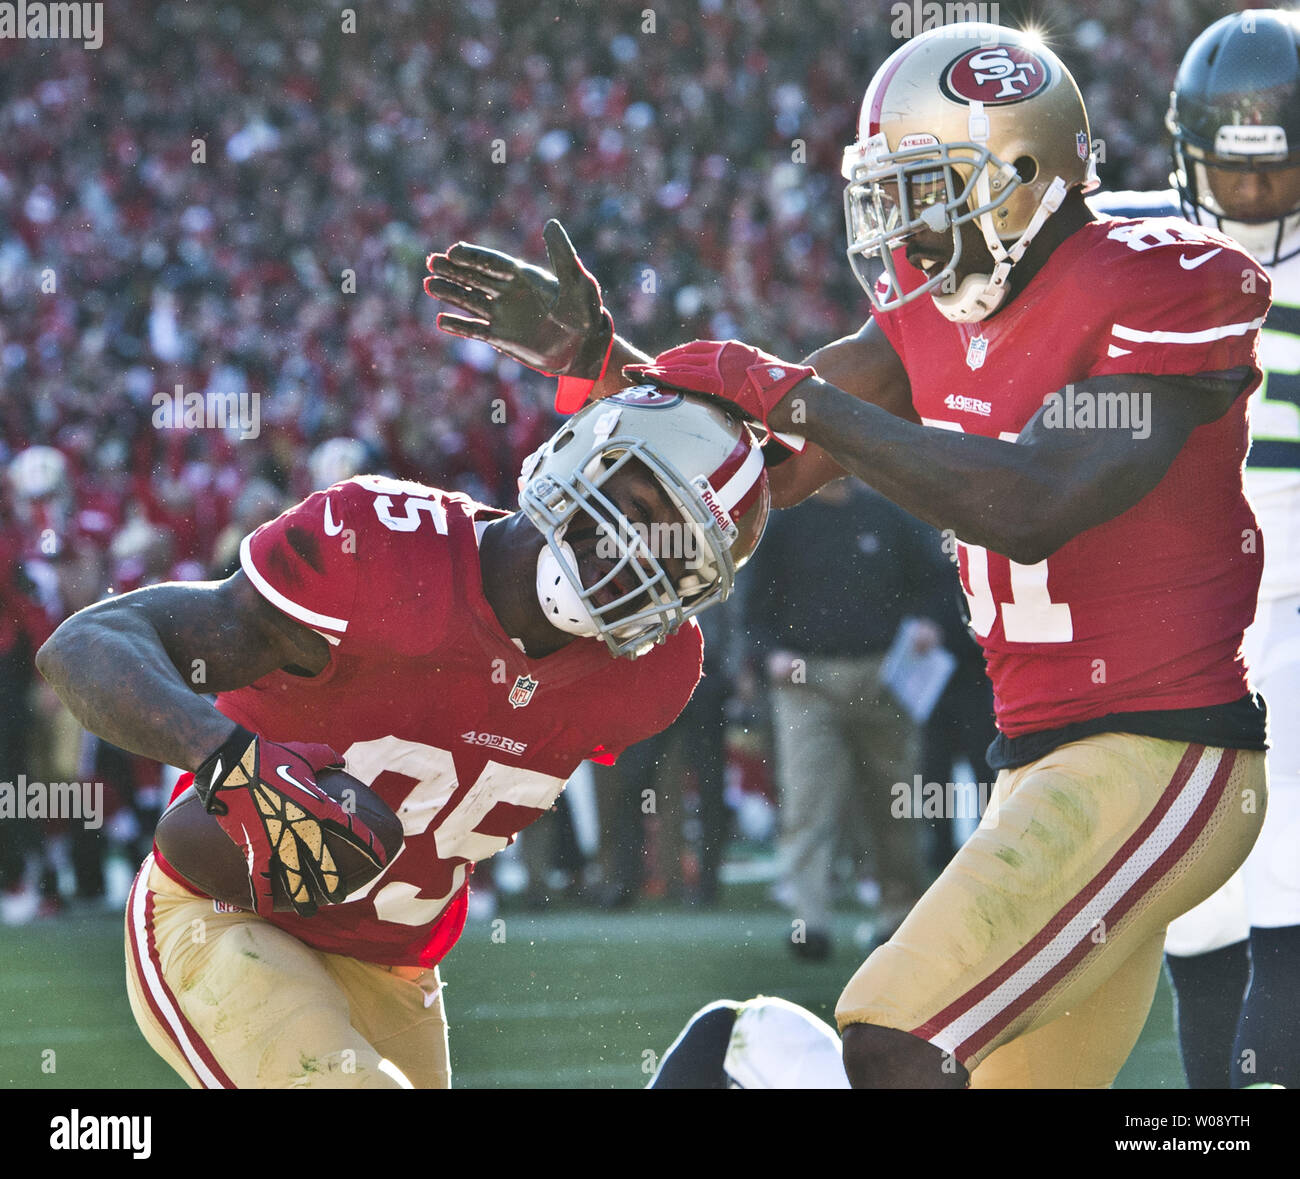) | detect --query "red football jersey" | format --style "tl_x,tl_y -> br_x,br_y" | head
872,217 -> 1269,737
153,475 -> 703,965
